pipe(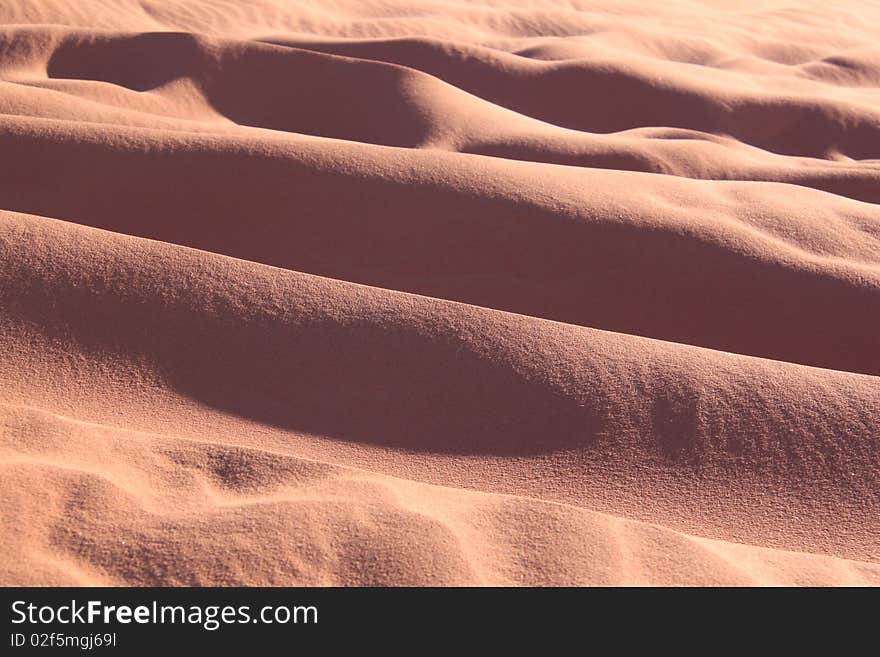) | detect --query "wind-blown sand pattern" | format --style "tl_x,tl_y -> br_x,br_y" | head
1,1 -> 879,586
